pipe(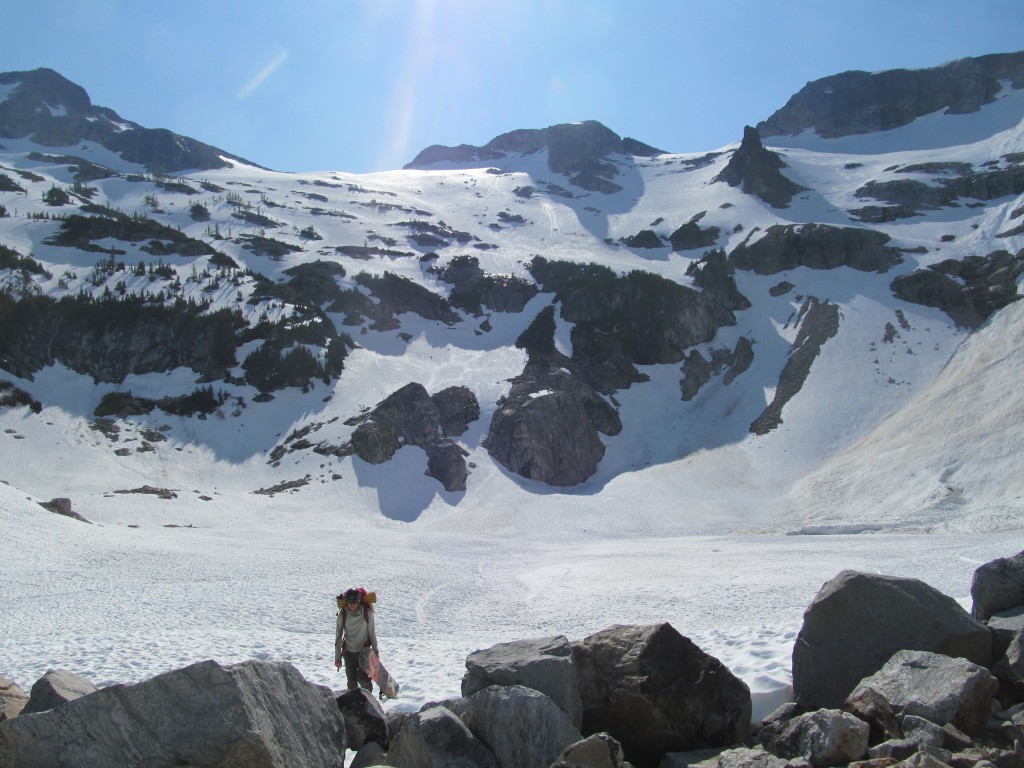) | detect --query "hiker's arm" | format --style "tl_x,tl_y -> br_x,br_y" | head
334,613 -> 344,664
369,613 -> 379,655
